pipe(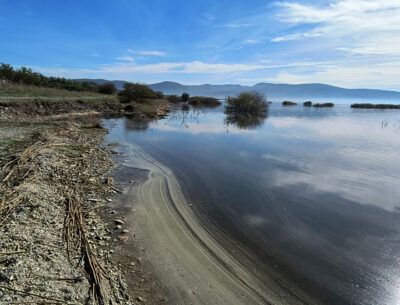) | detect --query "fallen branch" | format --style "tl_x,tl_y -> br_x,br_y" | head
0,285 -> 78,304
